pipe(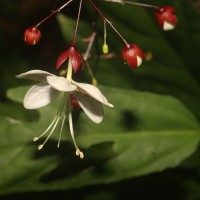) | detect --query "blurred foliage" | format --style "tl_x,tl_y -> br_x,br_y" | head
0,0 -> 200,200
